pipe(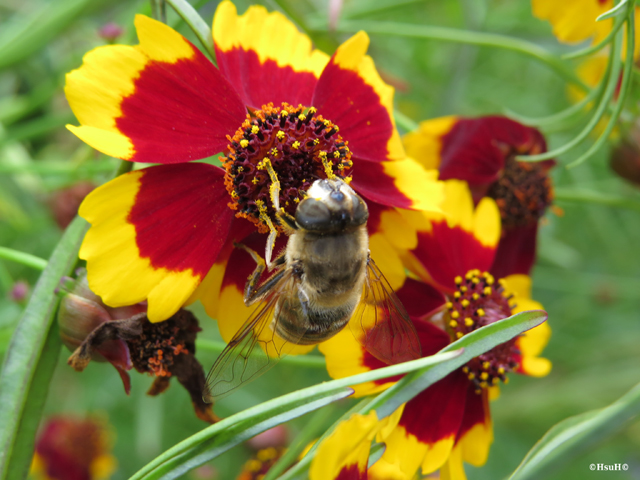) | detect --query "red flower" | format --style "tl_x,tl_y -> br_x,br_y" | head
404,115 -> 555,277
